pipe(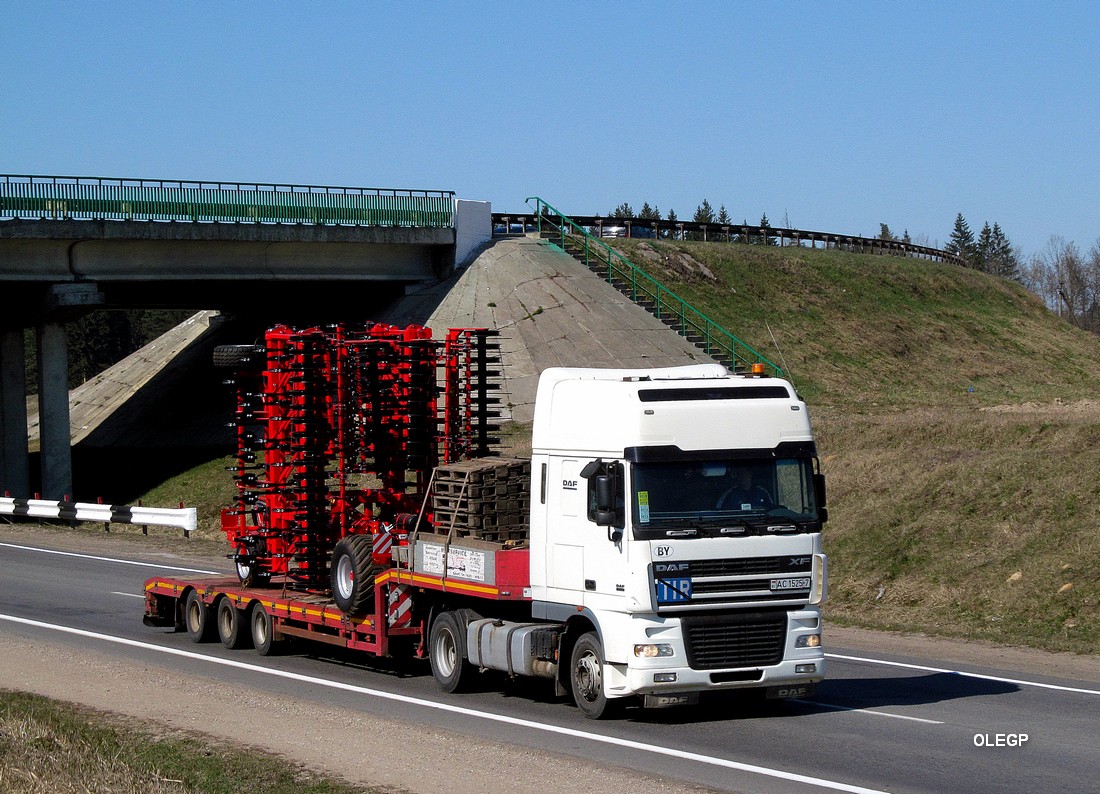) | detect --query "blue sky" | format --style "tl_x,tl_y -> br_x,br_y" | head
2,1 -> 1096,256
